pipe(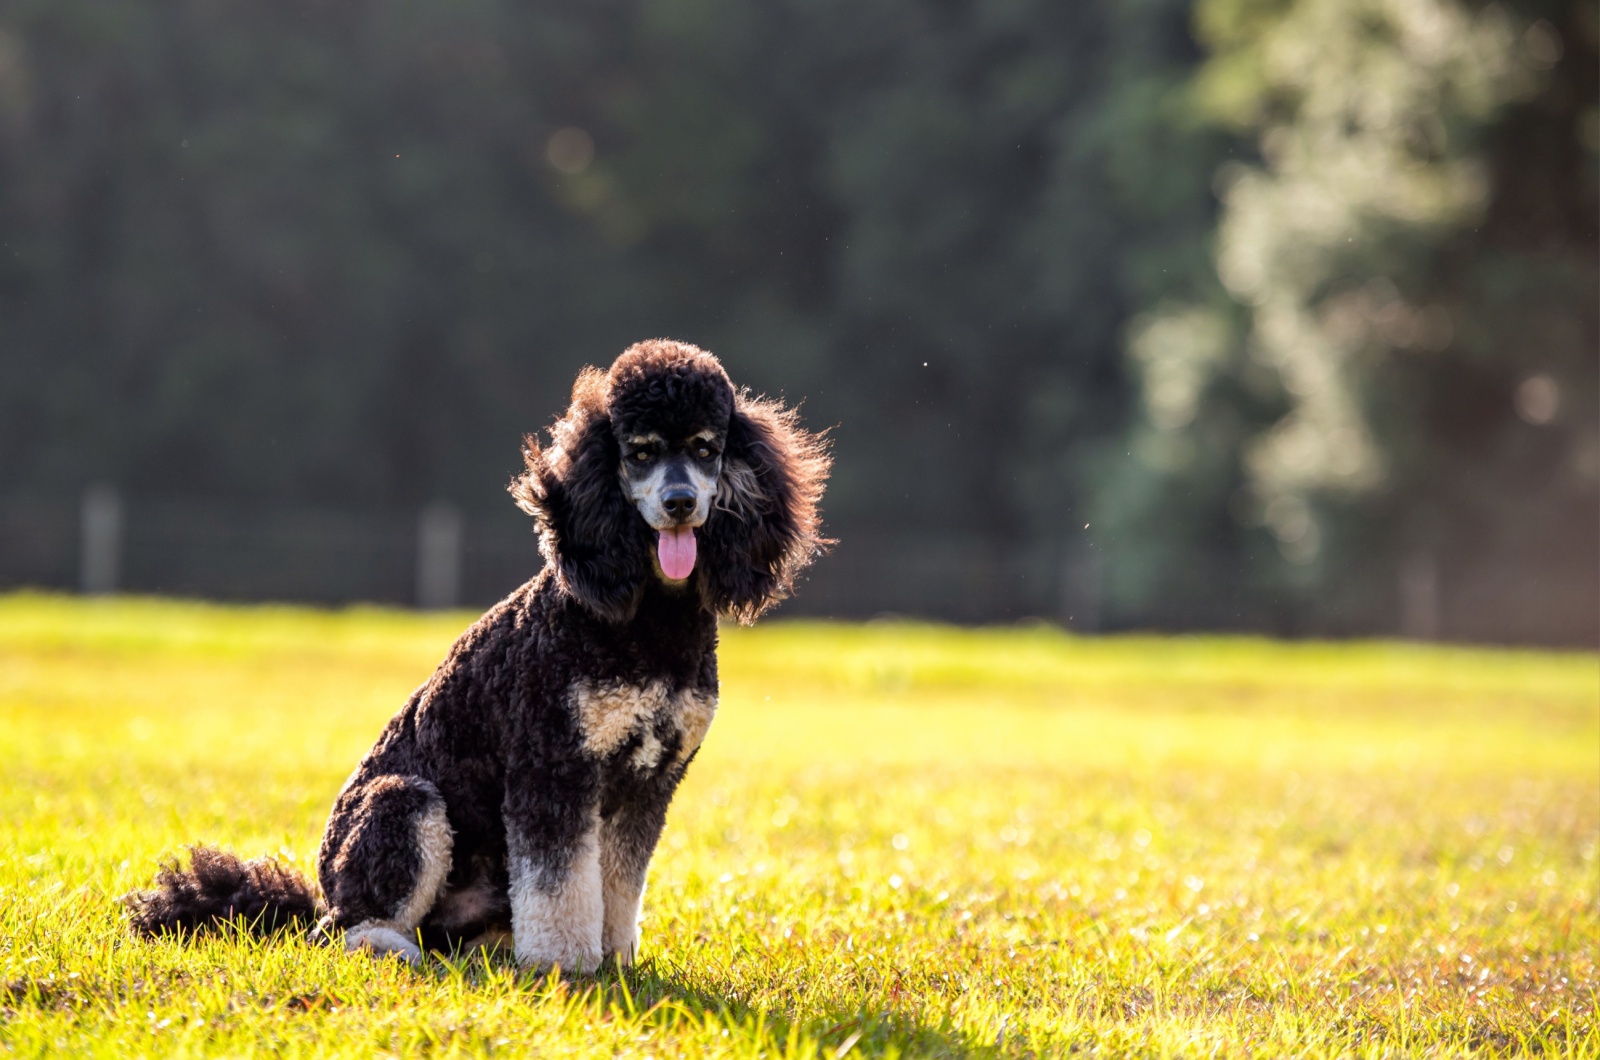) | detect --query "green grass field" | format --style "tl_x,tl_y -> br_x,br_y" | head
0,593 -> 1595,1058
